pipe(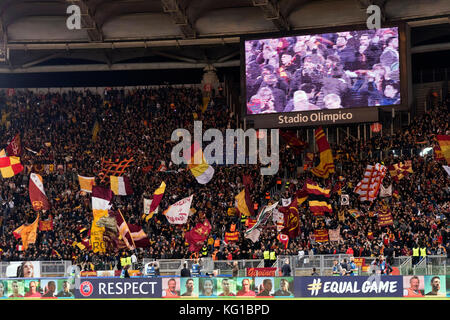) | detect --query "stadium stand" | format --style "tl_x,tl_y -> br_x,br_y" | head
0,86 -> 448,275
